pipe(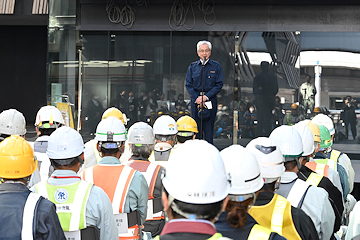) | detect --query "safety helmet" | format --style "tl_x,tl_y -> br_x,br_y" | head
269,125 -> 303,159
312,113 -> 335,135
220,145 -> 263,195
293,123 -> 315,156
153,115 -> 178,135
163,139 -> 229,204
246,137 -> 285,183
35,106 -> 65,128
318,124 -> 332,149
128,122 -> 155,145
95,117 -> 126,143
176,116 -> 198,133
102,107 -> 125,124
291,103 -> 299,109
313,107 -> 322,113
47,126 -> 84,161
0,109 -> 26,136
304,121 -> 321,142
0,135 -> 37,179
